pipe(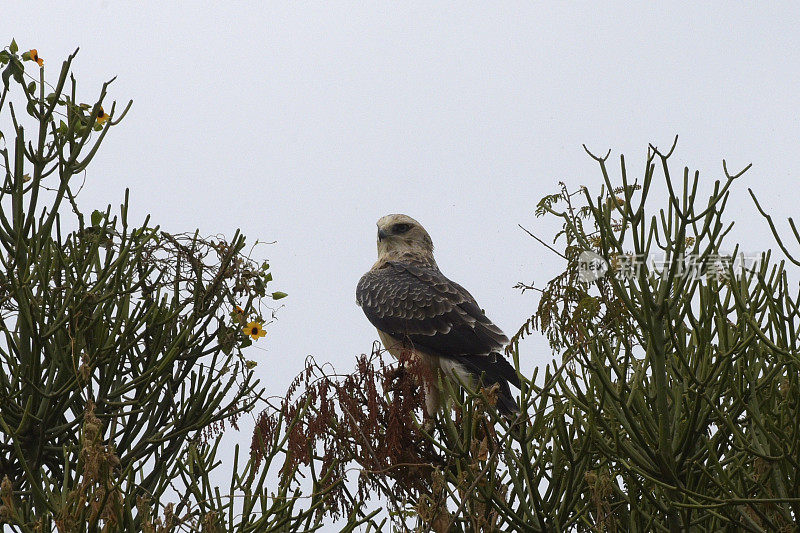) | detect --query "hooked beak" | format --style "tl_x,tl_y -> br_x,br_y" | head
377,228 -> 389,241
